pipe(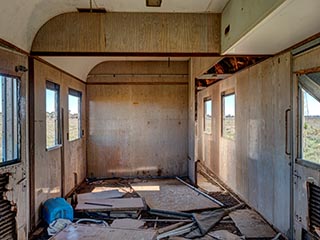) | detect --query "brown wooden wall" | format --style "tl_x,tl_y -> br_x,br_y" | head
196,52 -> 291,234
87,61 -> 188,178
0,47 -> 28,239
31,12 -> 220,54
33,60 -> 86,224
188,57 -> 221,183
